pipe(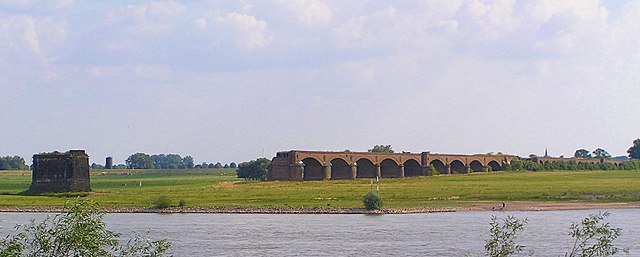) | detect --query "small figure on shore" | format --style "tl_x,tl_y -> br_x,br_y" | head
501,202 -> 506,210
